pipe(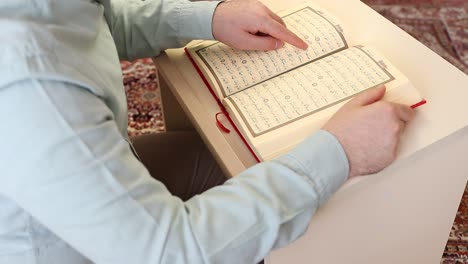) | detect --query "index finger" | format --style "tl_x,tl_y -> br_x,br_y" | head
260,18 -> 308,49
